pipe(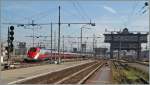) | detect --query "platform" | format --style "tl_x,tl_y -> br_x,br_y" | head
1,60 -> 93,84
